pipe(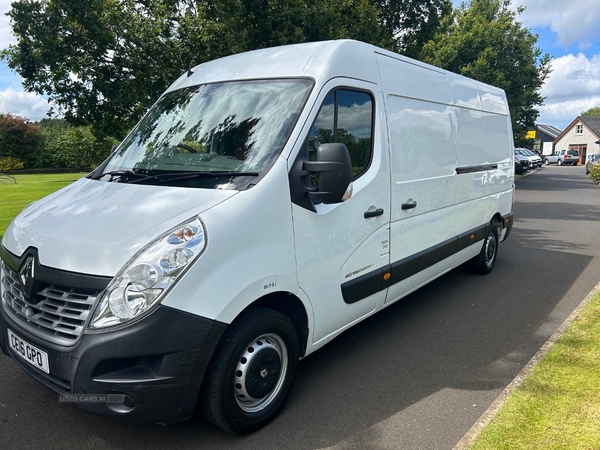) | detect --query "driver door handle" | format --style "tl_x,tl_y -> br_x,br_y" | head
401,201 -> 417,210
364,208 -> 384,218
